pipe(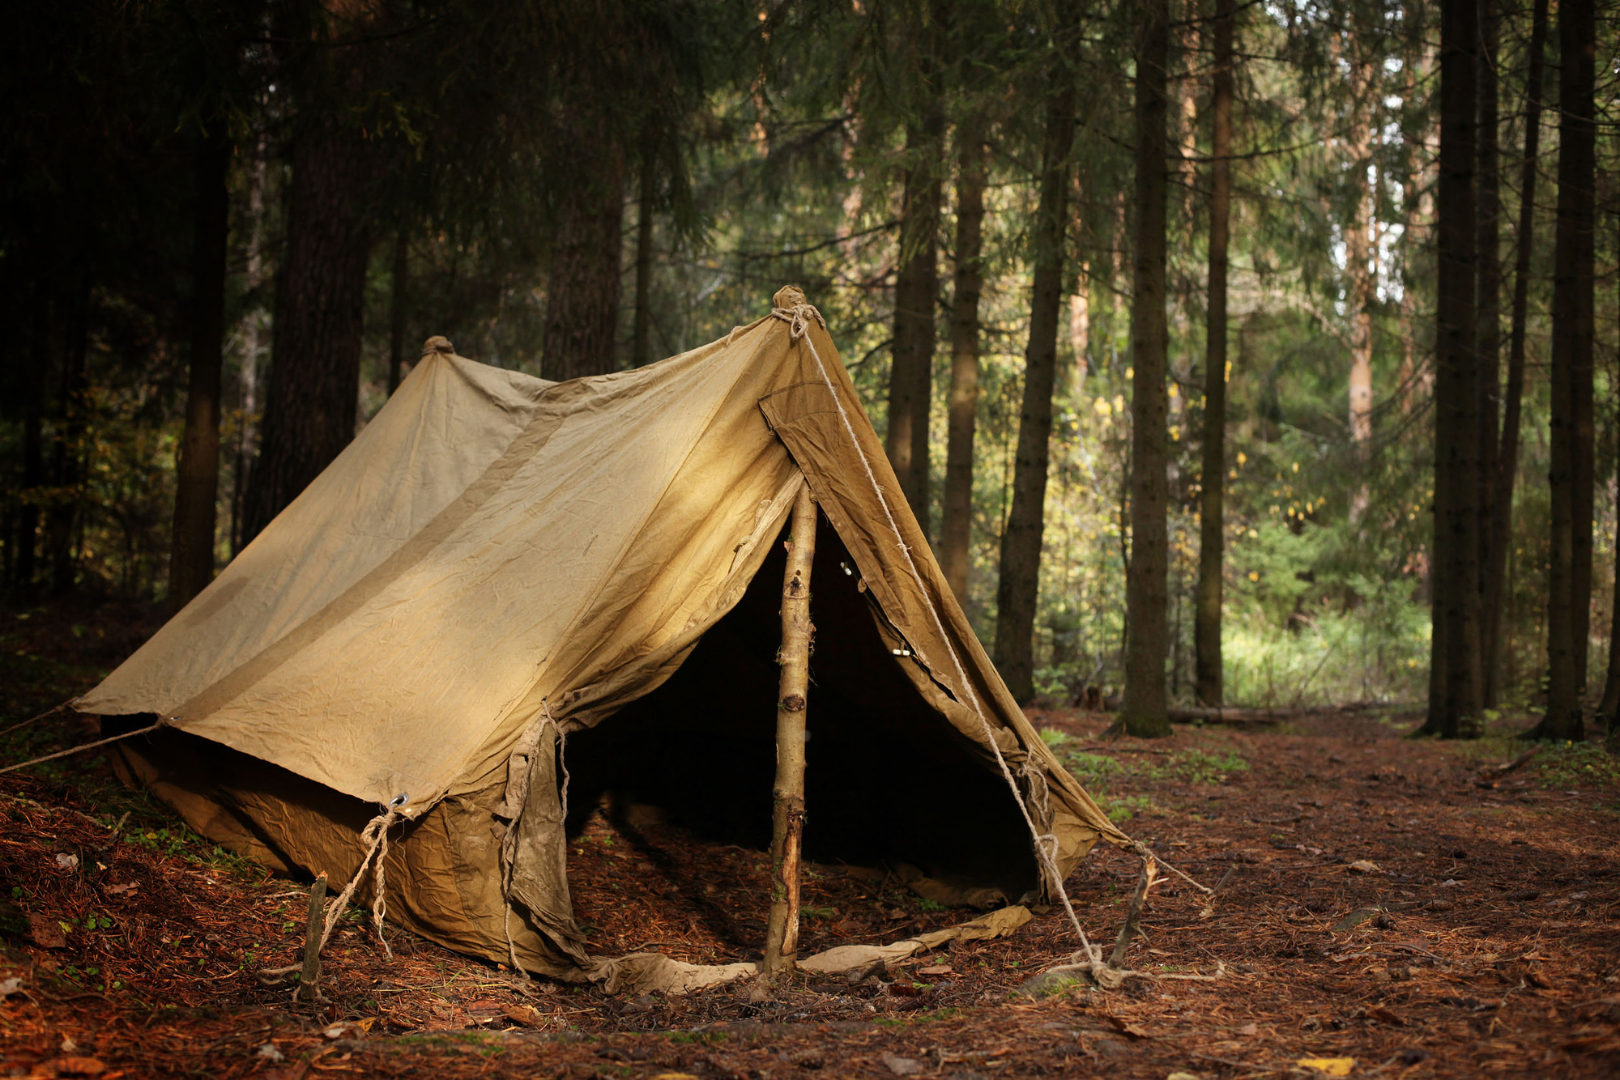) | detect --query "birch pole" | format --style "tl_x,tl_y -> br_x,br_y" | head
763,481 -> 817,976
